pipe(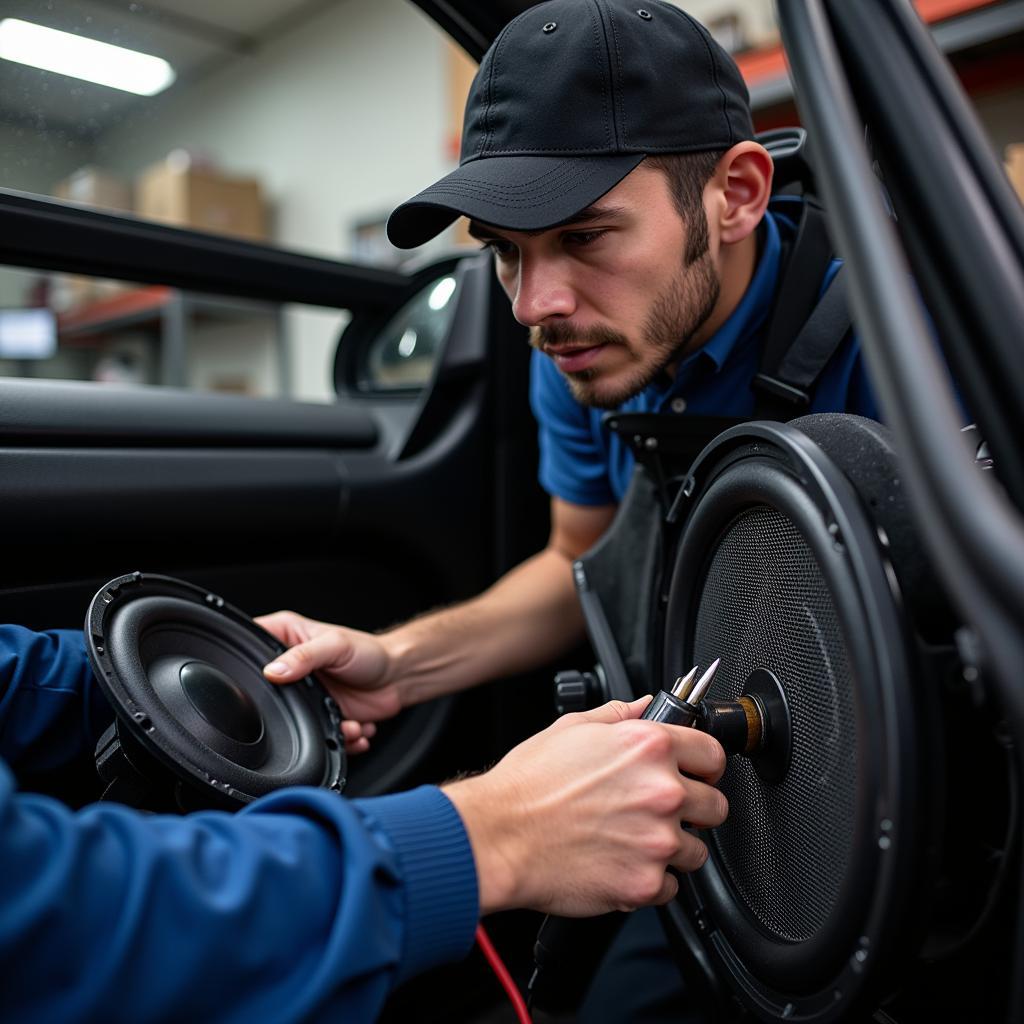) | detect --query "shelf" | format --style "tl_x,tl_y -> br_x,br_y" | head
51,284 -> 289,392
739,0 -> 1023,112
